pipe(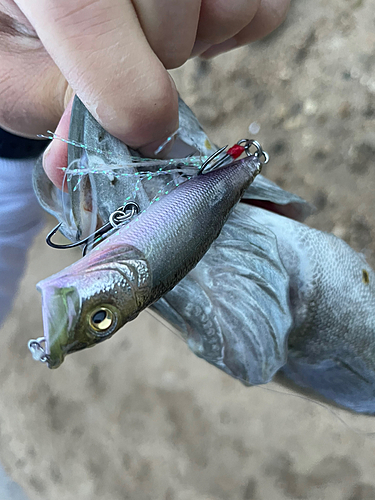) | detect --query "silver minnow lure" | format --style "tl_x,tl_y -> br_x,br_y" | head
36,155 -> 260,368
